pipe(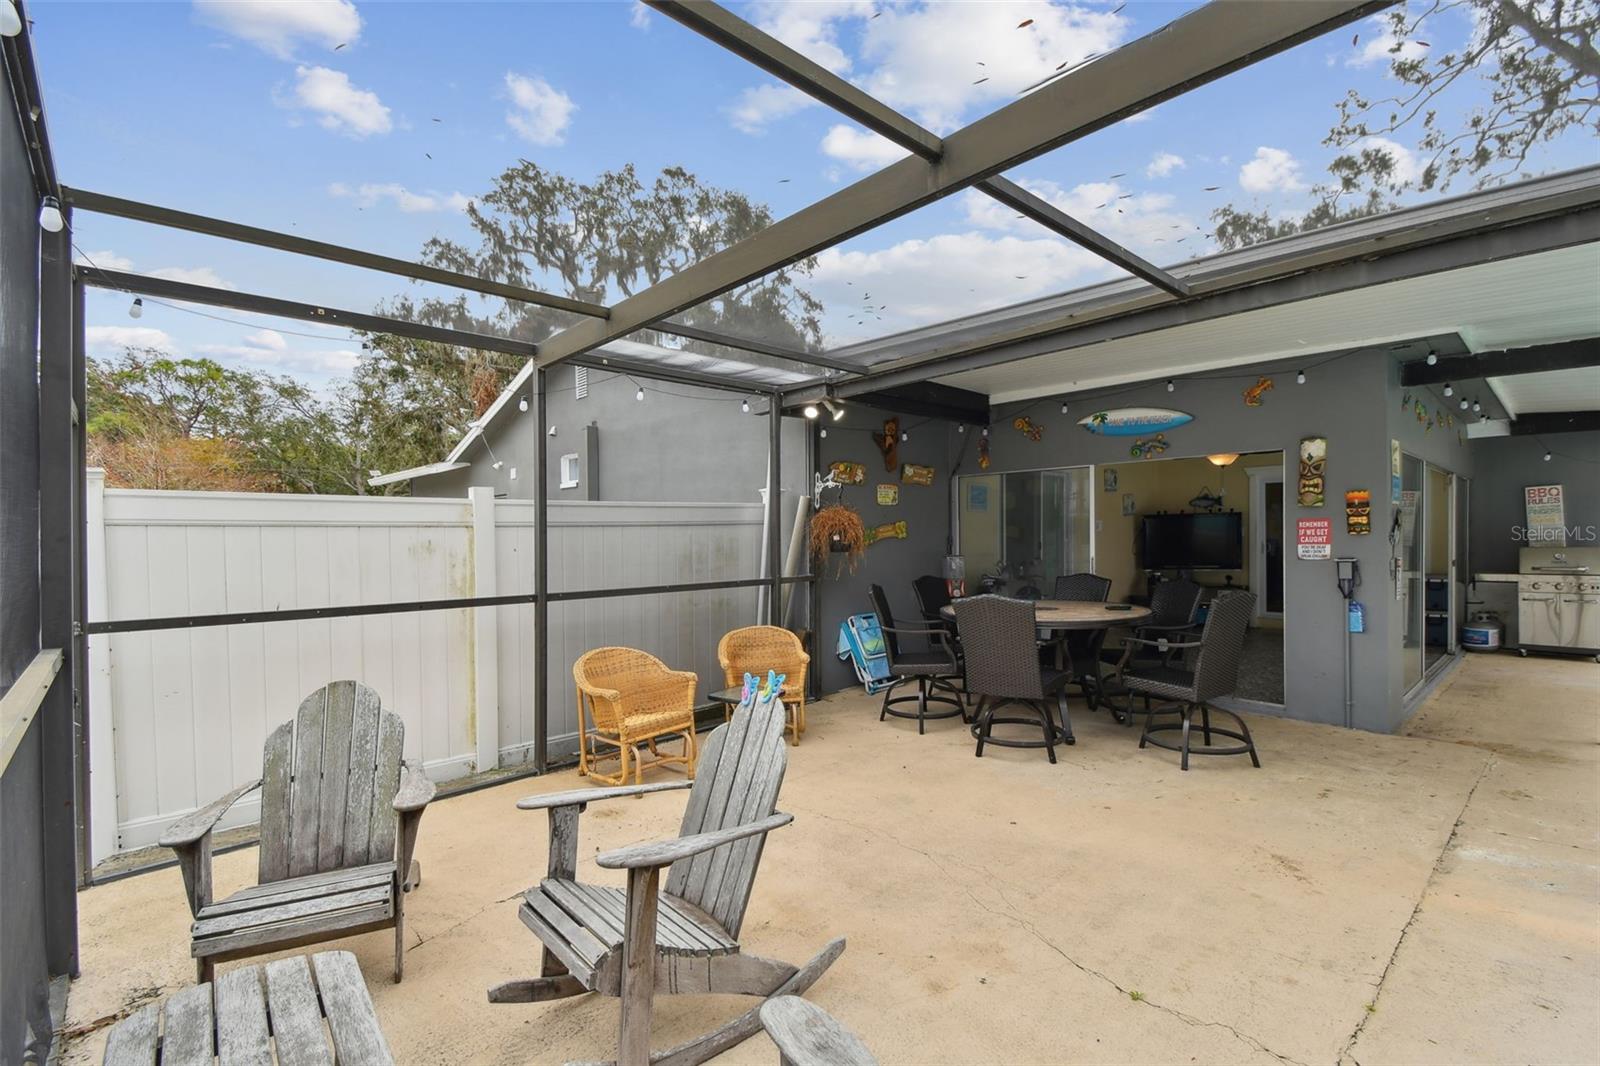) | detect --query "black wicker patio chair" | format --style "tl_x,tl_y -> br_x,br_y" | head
1098,577 -> 1204,720
867,584 -> 966,734
1048,572 -> 1112,698
912,575 -> 968,700
954,595 -> 1074,763
1123,590 -> 1260,770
